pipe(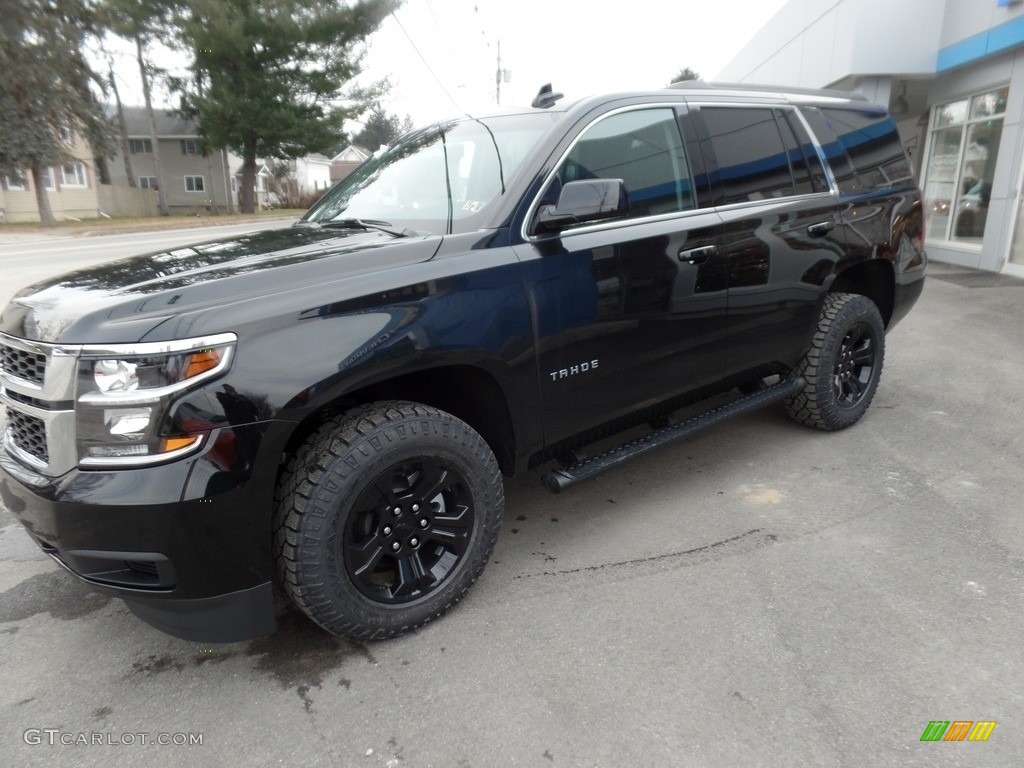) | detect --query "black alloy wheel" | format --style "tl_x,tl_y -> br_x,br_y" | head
786,292 -> 886,431
832,322 -> 878,408
274,401 -> 503,640
343,458 -> 474,604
